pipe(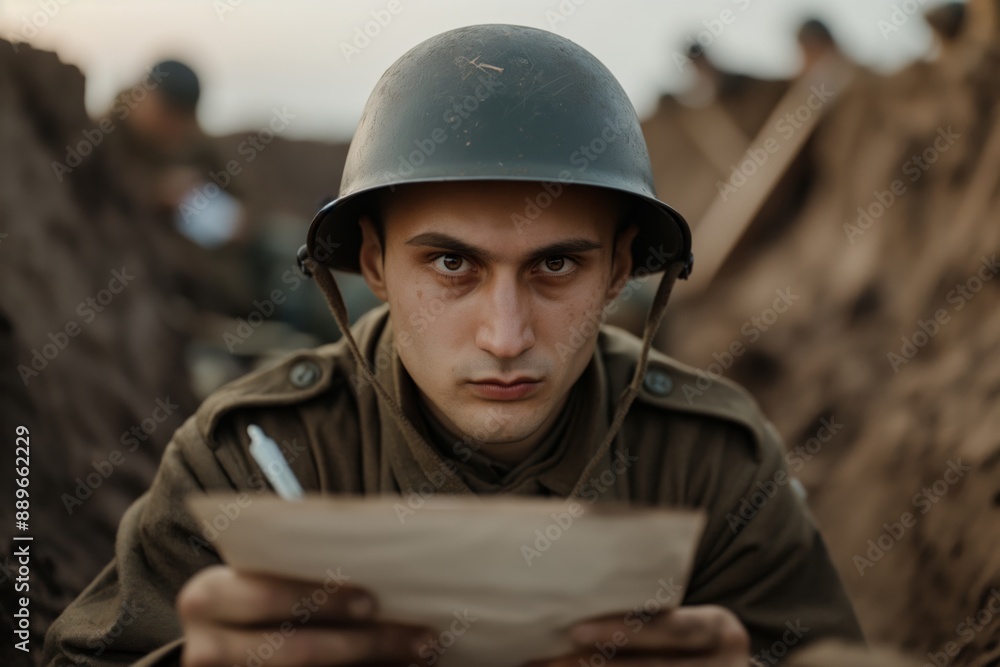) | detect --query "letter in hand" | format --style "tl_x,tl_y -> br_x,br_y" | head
179,565 -> 434,667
